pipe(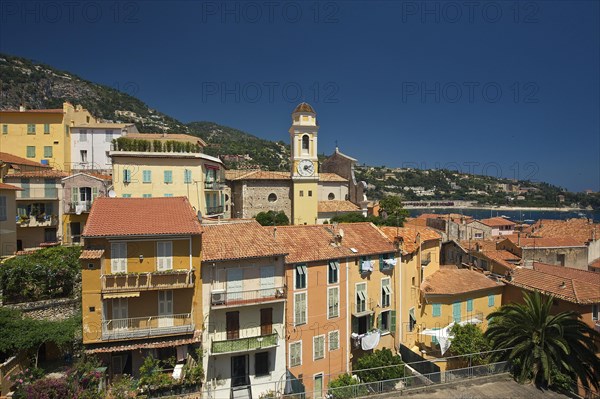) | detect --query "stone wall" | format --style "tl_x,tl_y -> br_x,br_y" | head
321,150 -> 366,206
4,297 -> 79,321
231,180 -> 292,219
